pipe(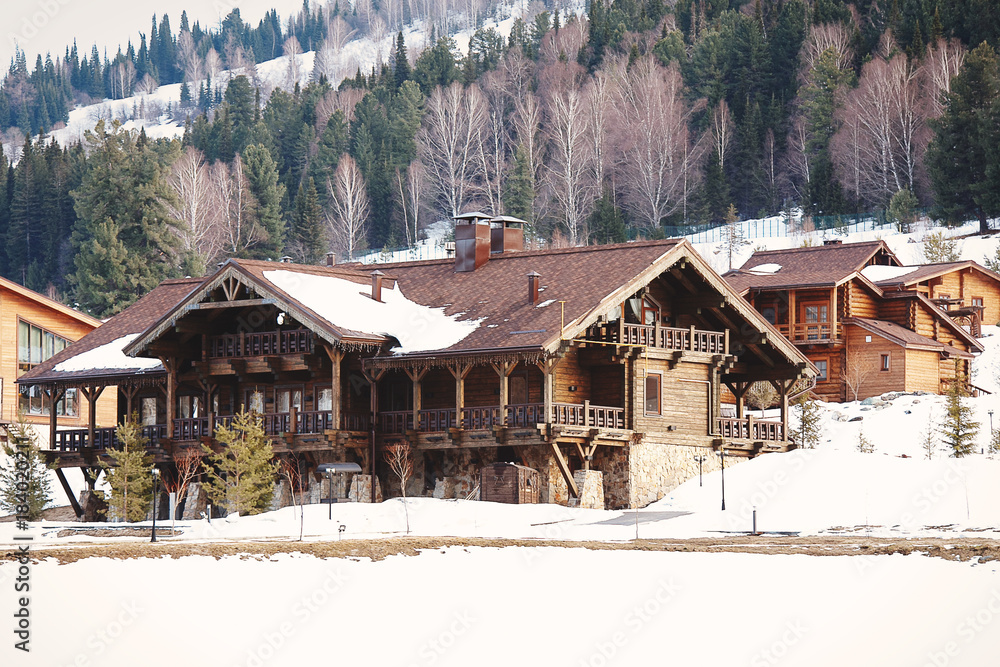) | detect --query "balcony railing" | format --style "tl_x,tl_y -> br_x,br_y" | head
717,417 -> 785,442
208,329 -> 314,358
776,323 -> 842,343
54,424 -> 167,452
377,402 -> 626,434
587,322 -> 727,354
